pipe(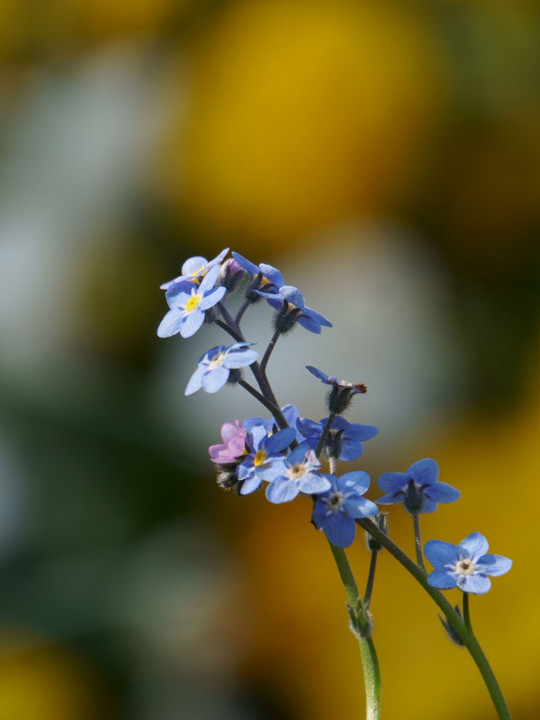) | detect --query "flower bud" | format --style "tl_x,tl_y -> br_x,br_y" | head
273,301 -> 302,334
438,608 -> 465,647
364,513 -> 389,552
218,258 -> 245,292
